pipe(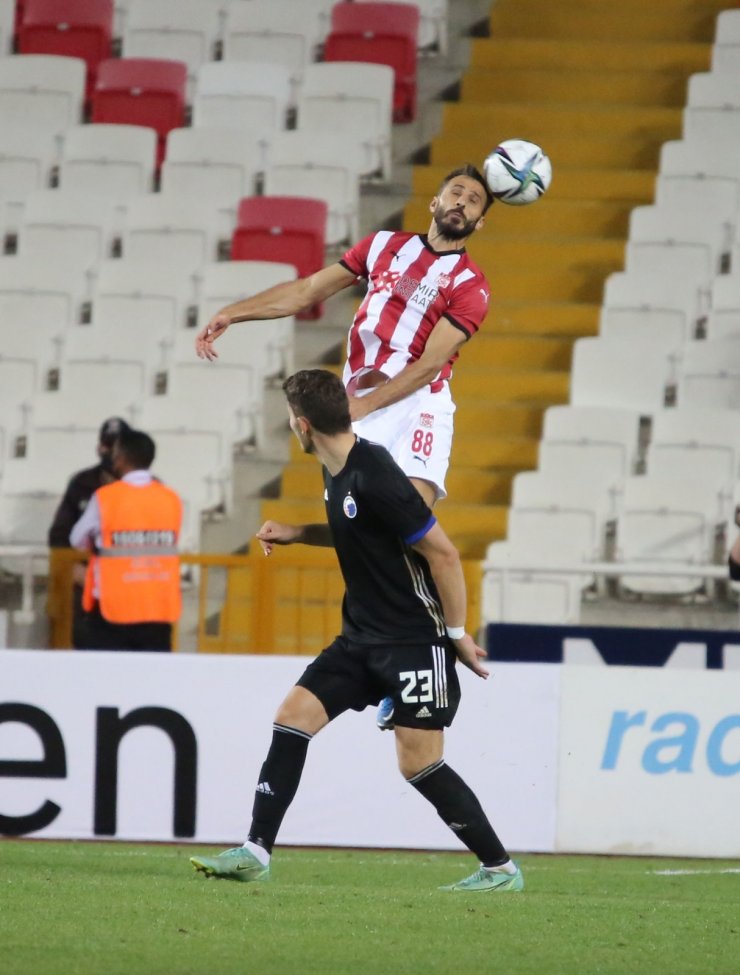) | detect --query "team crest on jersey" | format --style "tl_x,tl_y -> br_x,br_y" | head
436,272 -> 451,288
343,494 -> 357,519
419,412 -> 434,429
